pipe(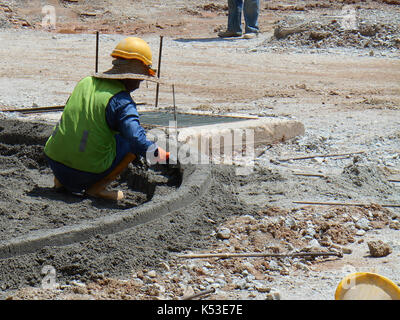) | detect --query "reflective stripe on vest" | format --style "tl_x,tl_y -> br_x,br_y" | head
79,130 -> 89,152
